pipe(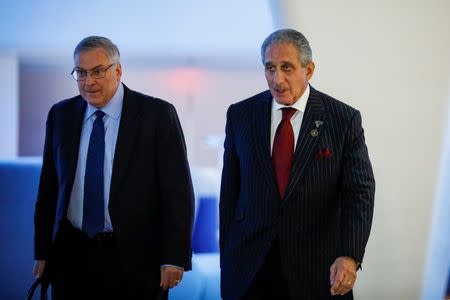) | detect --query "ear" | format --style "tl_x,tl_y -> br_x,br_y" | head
115,63 -> 123,80
305,61 -> 315,80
